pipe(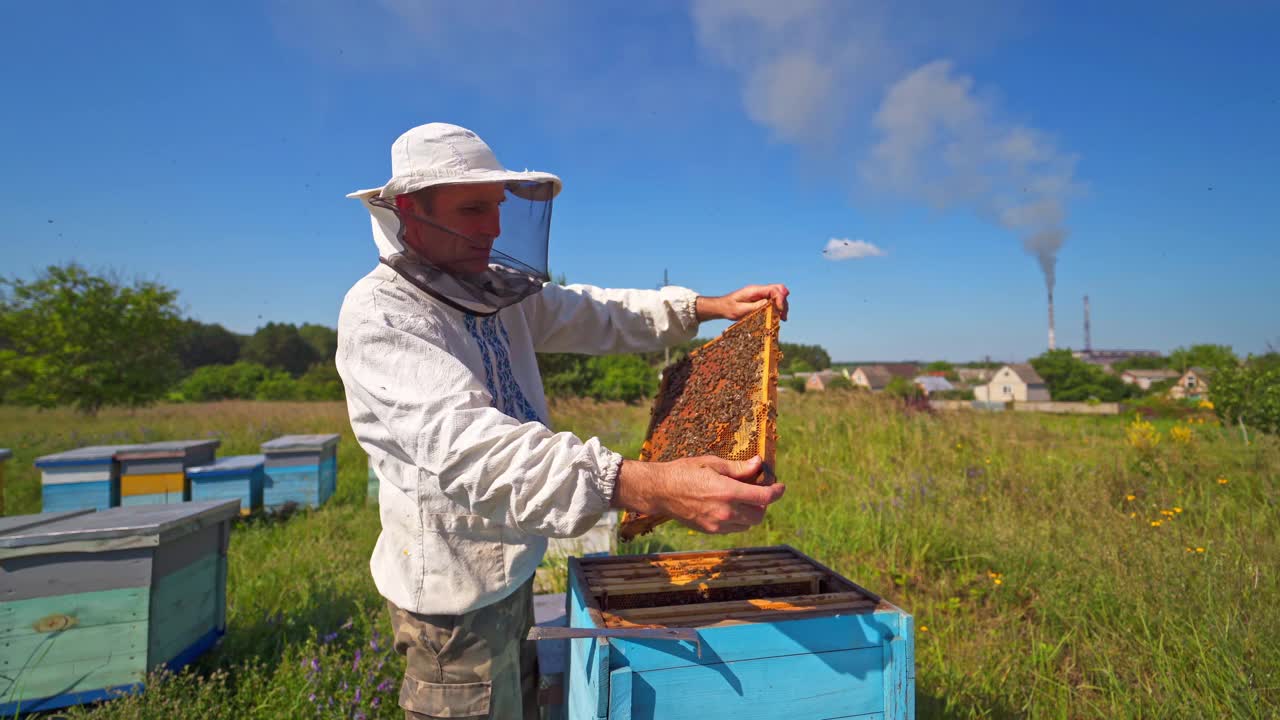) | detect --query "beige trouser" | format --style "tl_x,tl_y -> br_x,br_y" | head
387,578 -> 539,720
